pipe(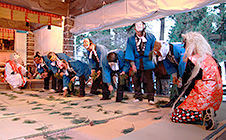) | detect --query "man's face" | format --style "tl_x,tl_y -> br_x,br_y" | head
135,21 -> 144,36
34,57 -> 43,64
57,61 -> 67,70
83,39 -> 93,52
